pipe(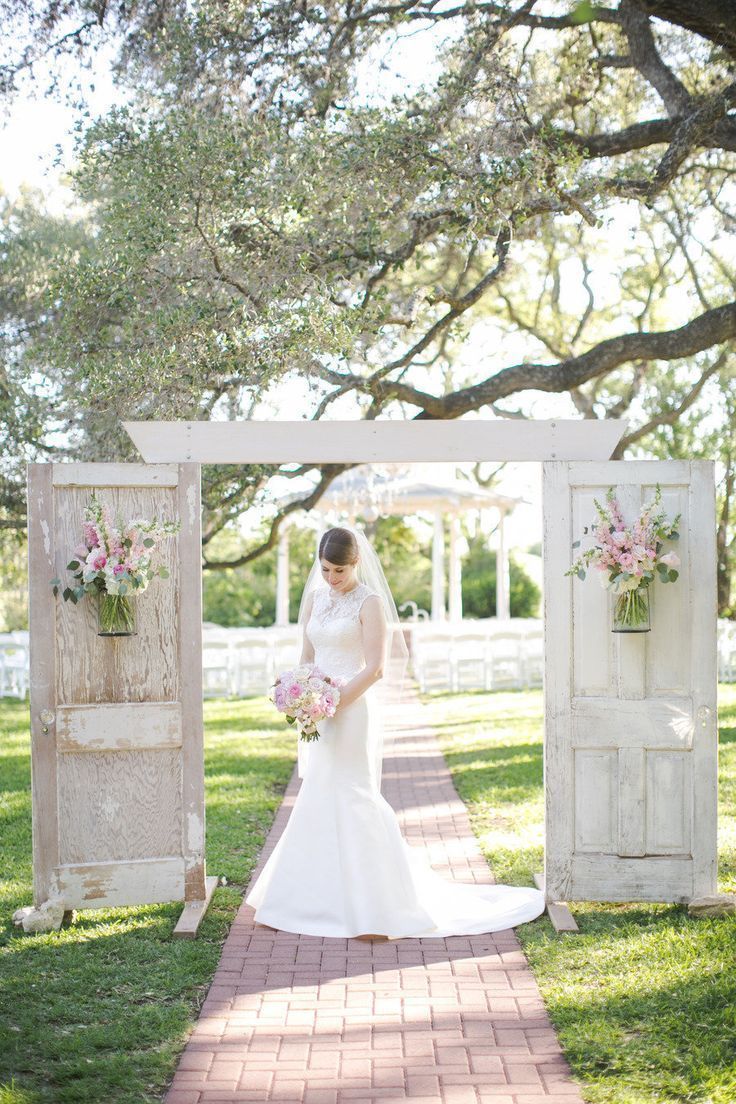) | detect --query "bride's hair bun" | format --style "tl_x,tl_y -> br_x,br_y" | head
320,527 -> 359,566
